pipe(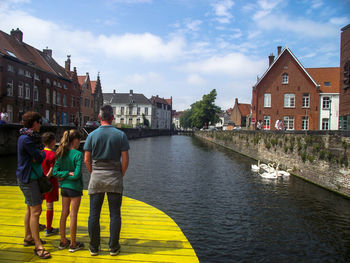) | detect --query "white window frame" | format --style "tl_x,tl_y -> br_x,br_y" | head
264,93 -> 271,108
18,82 -> 24,98
25,70 -> 31,78
7,80 -> 14,96
34,85 -> 39,101
322,118 -> 329,130
284,94 -> 295,108
7,65 -> 14,73
302,94 -> 310,108
57,92 -> 61,106
283,116 -> 294,130
145,107 -> 148,116
302,116 -> 309,130
53,90 -> 56,105
34,73 -> 40,81
46,88 -> 50,103
18,68 -> 24,75
282,73 -> 289,84
322,97 -> 330,110
63,94 -> 67,107
263,116 -> 271,130
25,83 -> 30,99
